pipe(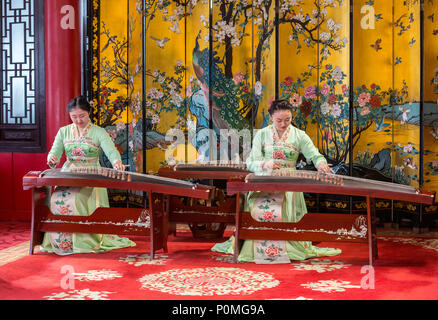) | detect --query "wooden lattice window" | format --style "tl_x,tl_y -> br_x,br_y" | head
0,0 -> 45,153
